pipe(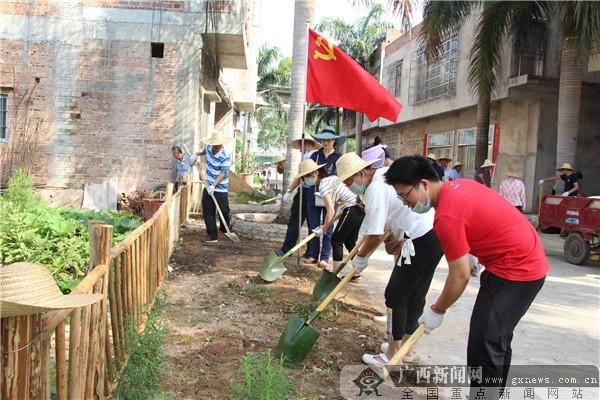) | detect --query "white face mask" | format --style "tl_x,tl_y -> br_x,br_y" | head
411,184 -> 432,214
304,177 -> 316,186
